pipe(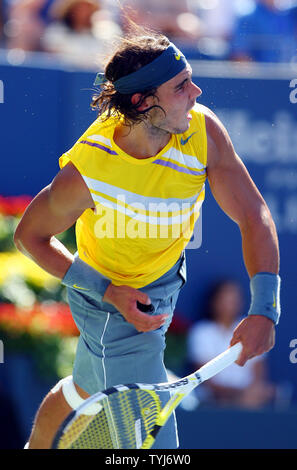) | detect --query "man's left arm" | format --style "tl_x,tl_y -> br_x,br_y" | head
203,106 -> 280,366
